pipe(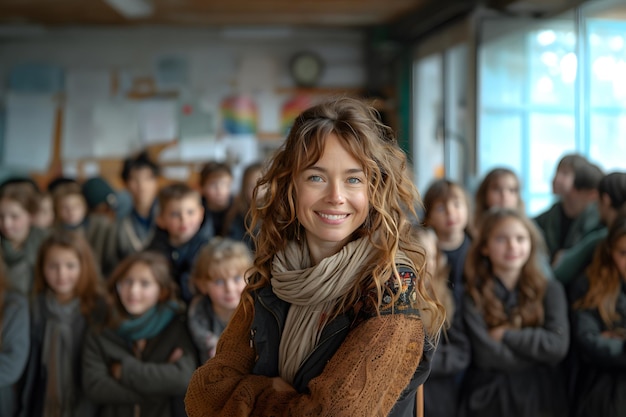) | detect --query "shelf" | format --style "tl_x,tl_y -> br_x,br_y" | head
274,86 -> 363,96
